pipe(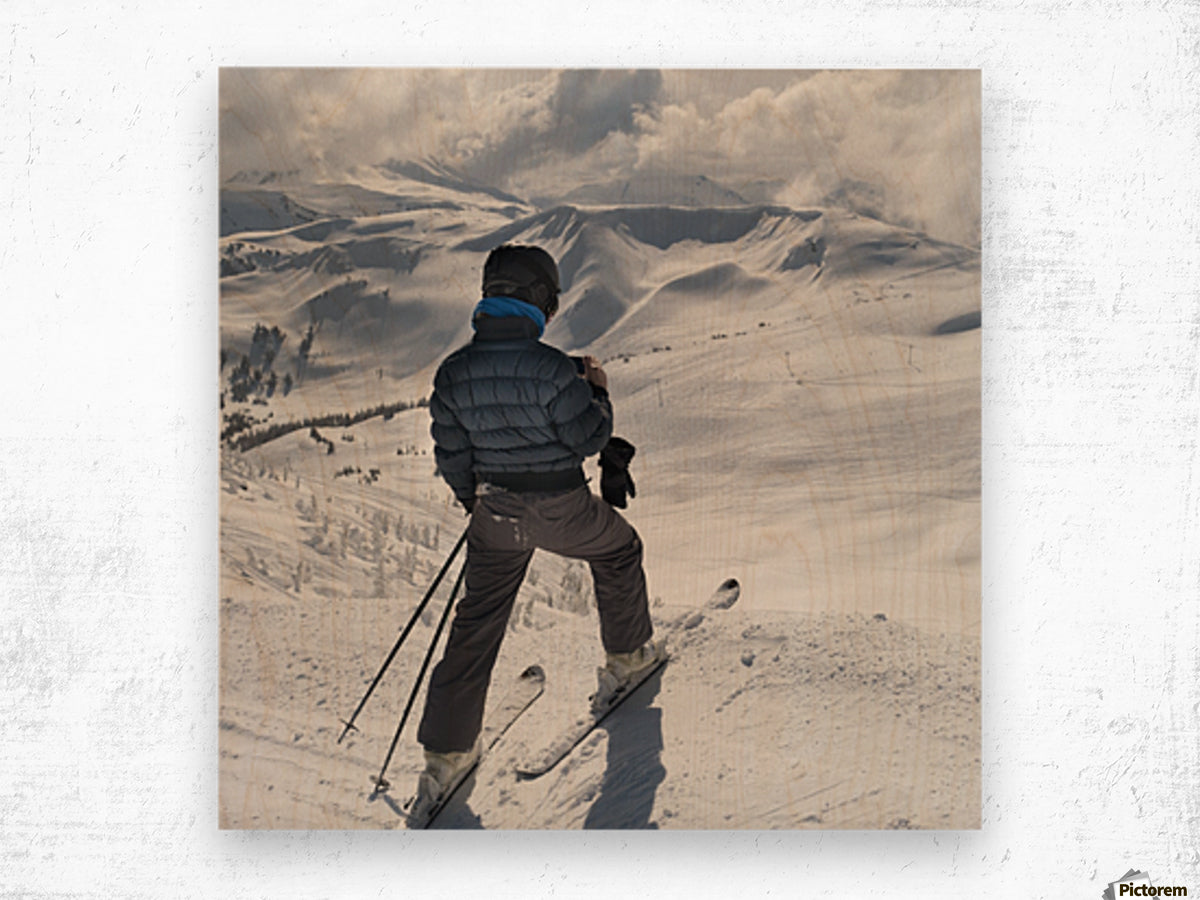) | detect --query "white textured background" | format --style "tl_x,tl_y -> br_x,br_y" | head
2,2 -> 1197,897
